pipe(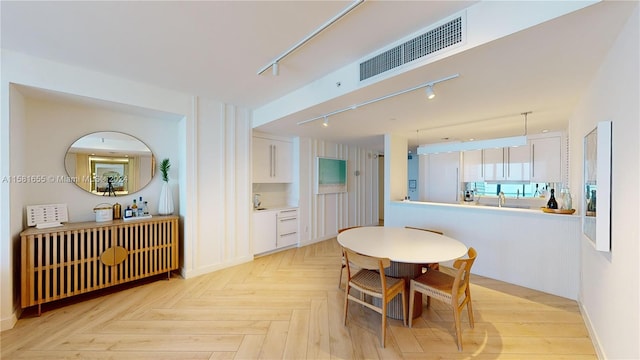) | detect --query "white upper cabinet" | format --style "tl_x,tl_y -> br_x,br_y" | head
483,146 -> 530,182
459,134 -> 563,184
253,135 -> 293,183
470,145 -> 531,182
505,145 -> 530,181
463,149 -> 484,182
483,148 -> 506,181
530,136 -> 562,183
